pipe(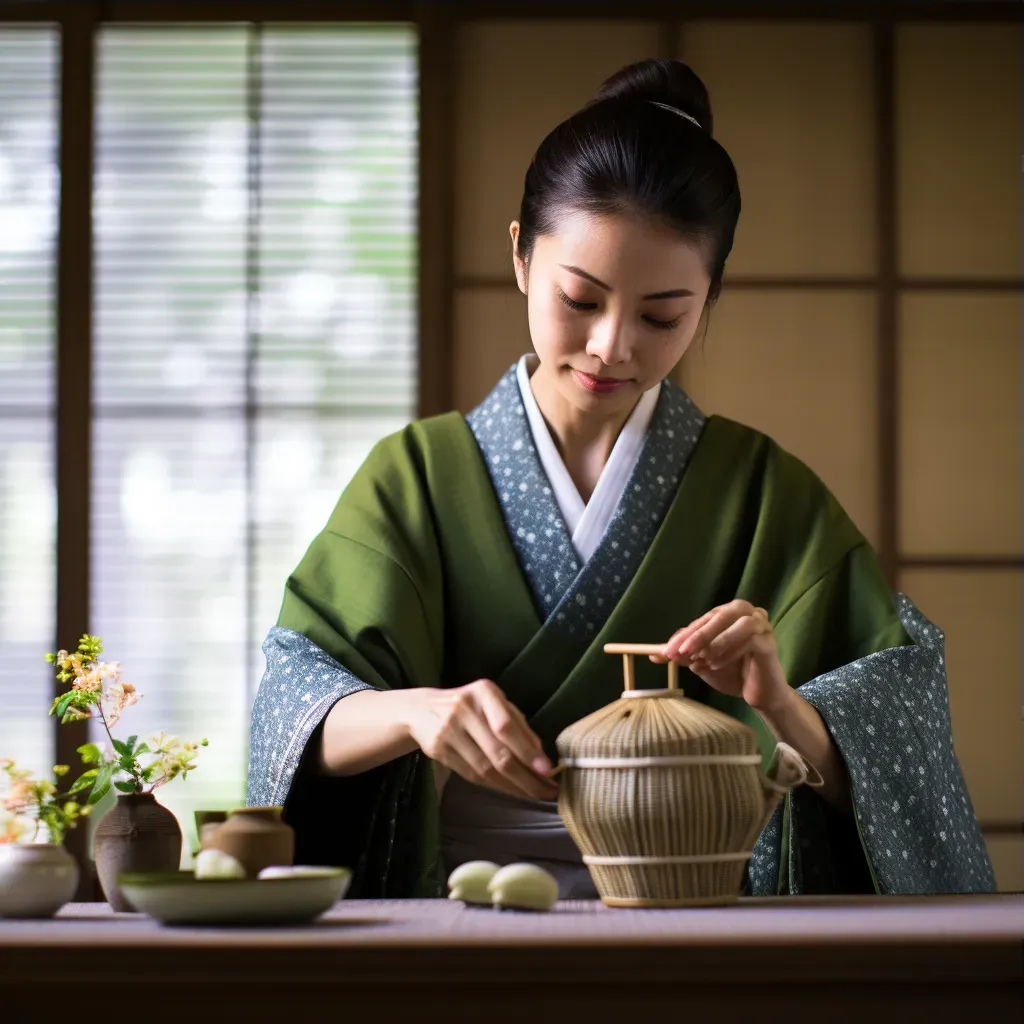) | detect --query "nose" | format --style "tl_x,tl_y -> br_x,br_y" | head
585,313 -> 632,366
